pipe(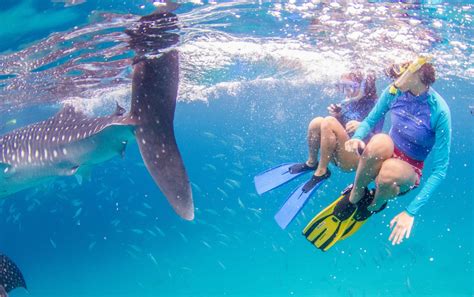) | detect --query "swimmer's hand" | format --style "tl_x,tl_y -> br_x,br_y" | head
389,211 -> 414,245
345,139 -> 365,155
345,120 -> 360,134
327,104 -> 342,116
